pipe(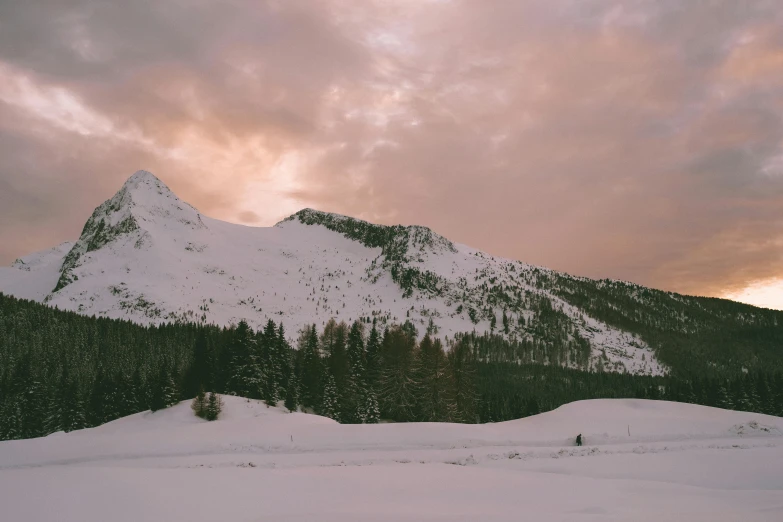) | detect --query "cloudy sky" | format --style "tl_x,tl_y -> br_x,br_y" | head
1,0 -> 782,308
